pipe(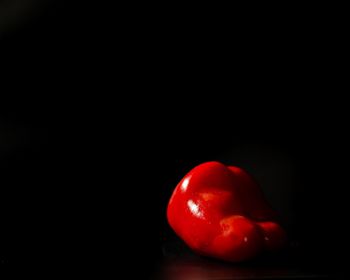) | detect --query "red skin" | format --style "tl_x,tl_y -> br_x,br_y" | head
167,161 -> 287,262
